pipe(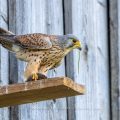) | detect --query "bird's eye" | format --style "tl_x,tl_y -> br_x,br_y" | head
73,39 -> 76,43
